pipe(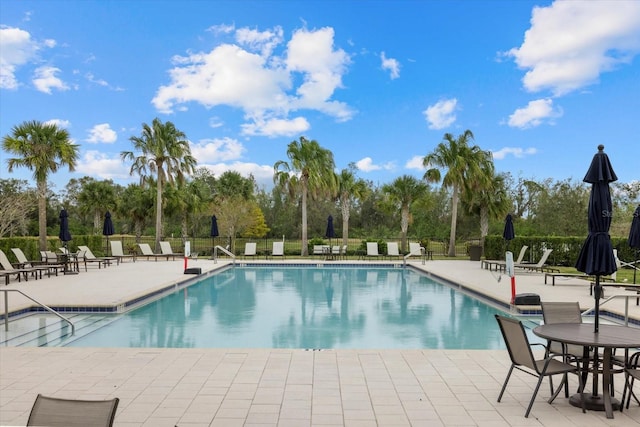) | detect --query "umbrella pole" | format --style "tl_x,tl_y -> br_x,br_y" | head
594,275 -> 601,333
